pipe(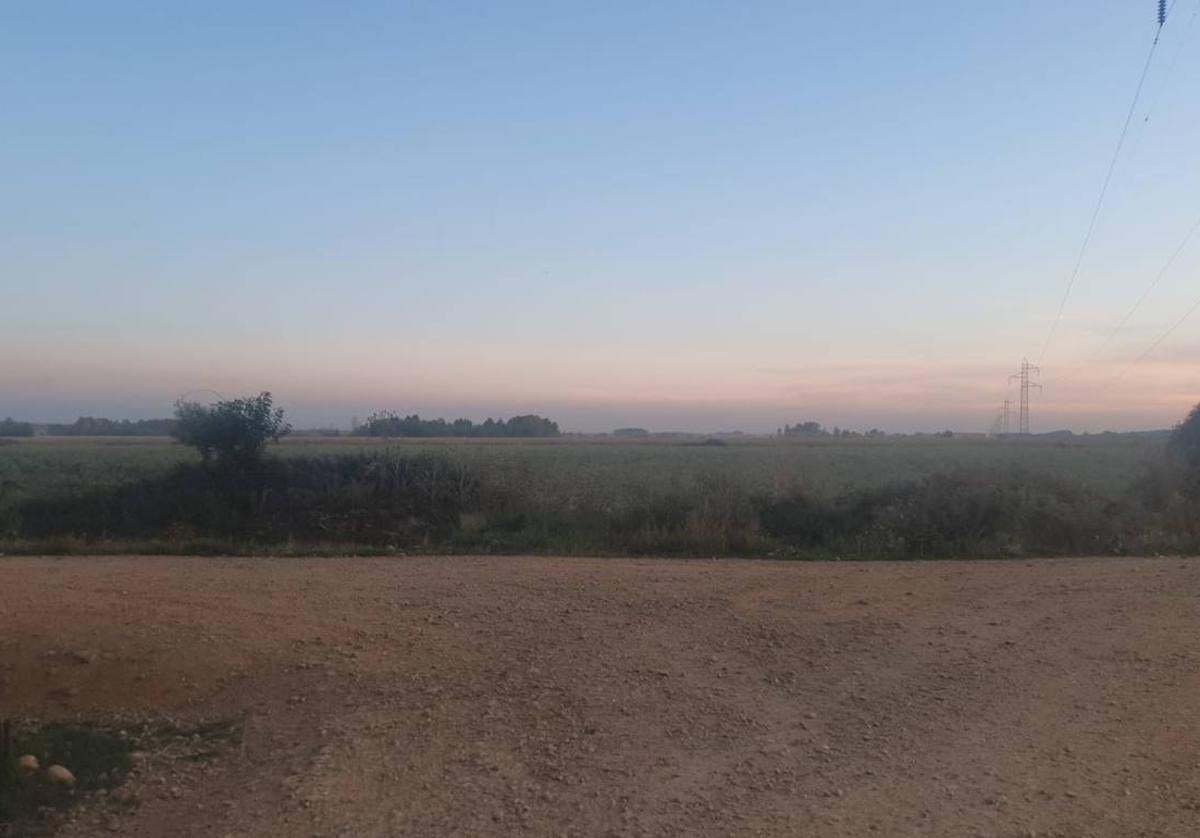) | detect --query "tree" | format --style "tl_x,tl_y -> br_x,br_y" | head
0,417 -> 34,437
360,411 -> 560,438
1169,402 -> 1200,466
783,421 -> 827,438
172,392 -> 290,466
